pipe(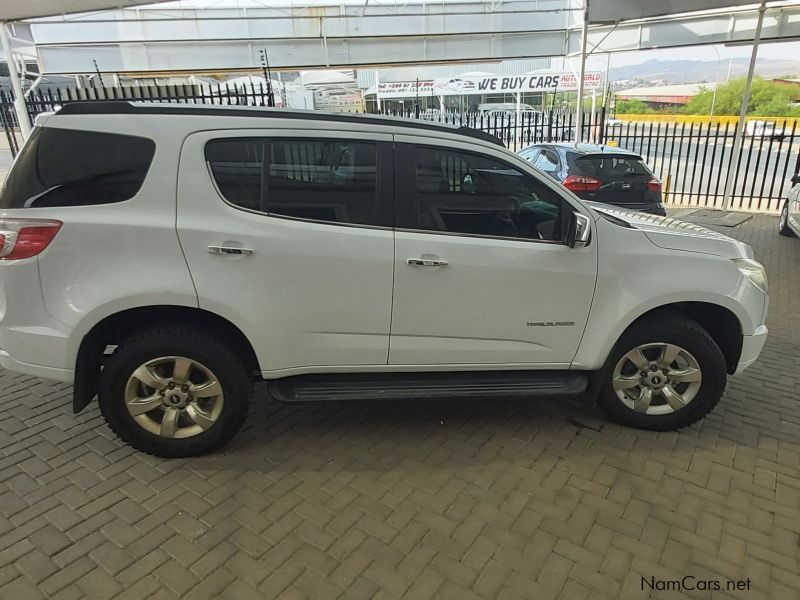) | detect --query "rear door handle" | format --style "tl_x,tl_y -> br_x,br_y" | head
208,245 -> 254,256
407,257 -> 448,267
